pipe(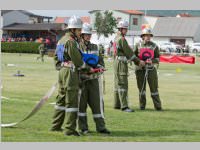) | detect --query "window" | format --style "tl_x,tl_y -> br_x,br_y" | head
133,18 -> 138,25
